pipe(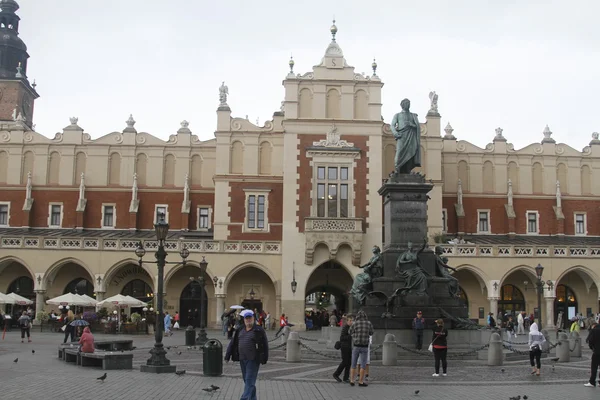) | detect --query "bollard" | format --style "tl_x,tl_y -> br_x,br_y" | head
286,331 -> 301,362
569,331 -> 581,357
540,329 -> 550,353
487,332 -> 503,366
382,334 -> 397,366
555,331 -> 571,362
327,326 -> 341,349
319,327 -> 329,344
280,326 -> 291,345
